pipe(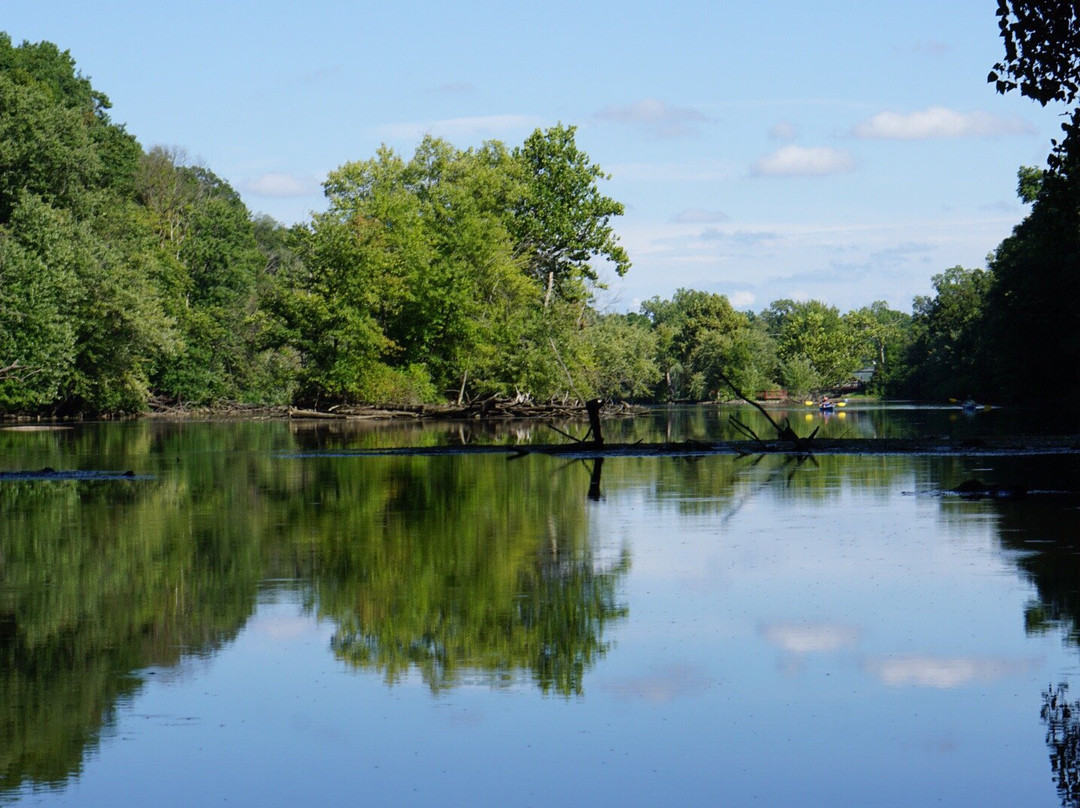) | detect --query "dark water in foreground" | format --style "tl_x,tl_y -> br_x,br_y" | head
2,403 -> 1080,807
